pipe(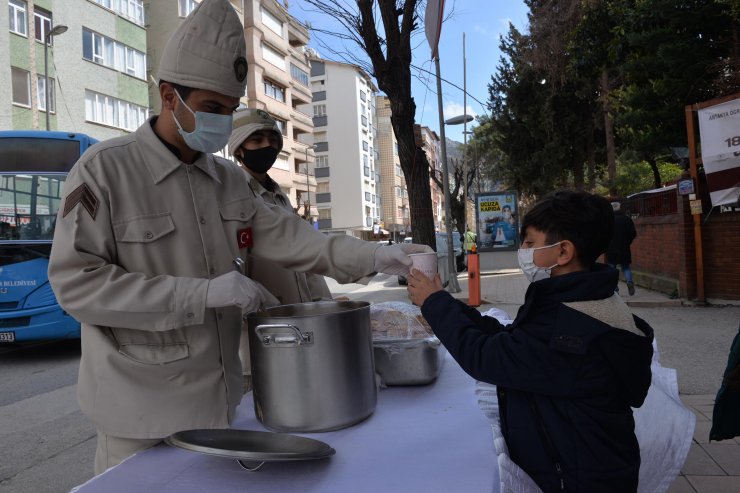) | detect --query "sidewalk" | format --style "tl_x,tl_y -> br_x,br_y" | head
454,269 -> 740,493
